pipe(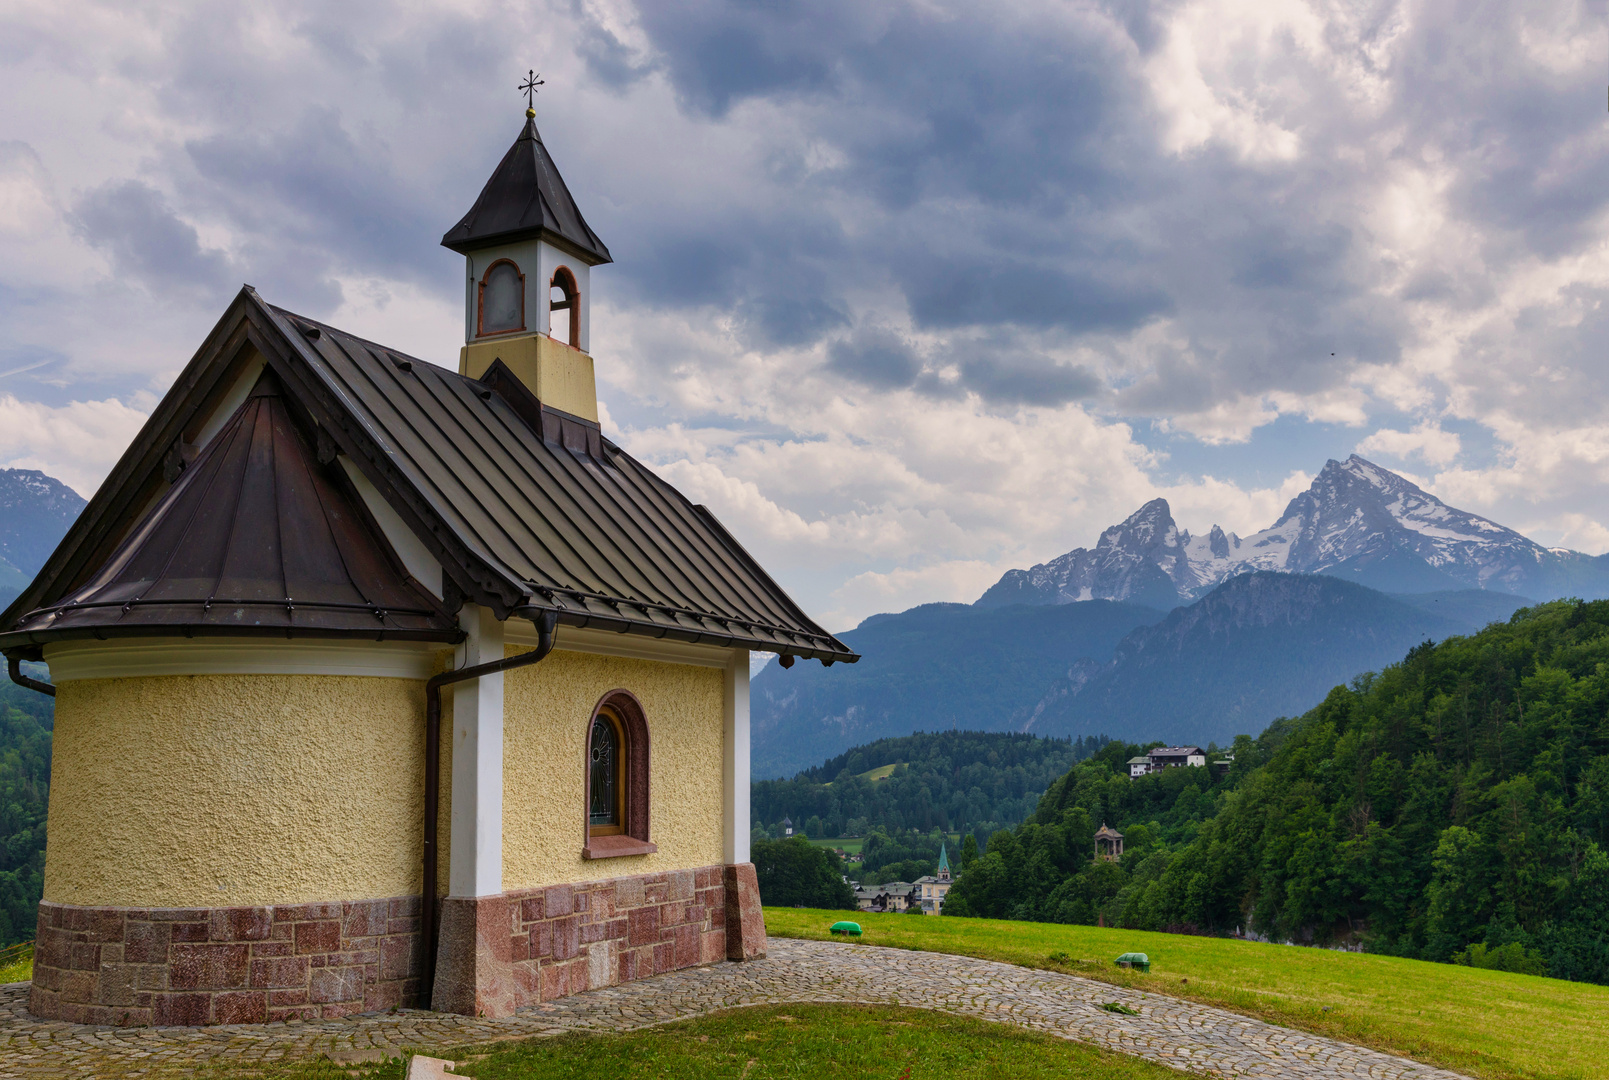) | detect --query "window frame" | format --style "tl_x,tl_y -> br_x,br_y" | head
581,690 -> 656,860
549,265 -> 580,348
587,706 -> 626,837
476,258 -> 526,338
